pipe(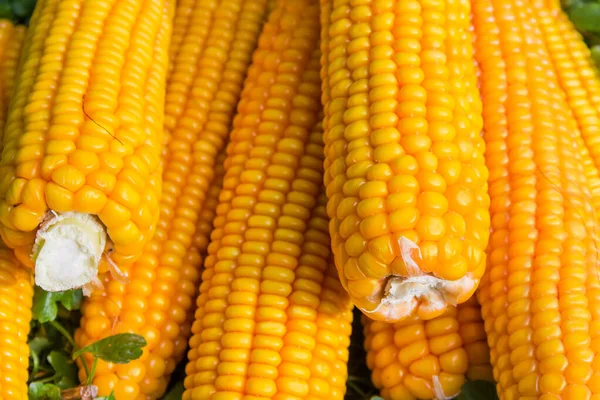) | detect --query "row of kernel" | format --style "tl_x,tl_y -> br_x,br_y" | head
183,3 -> 285,398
